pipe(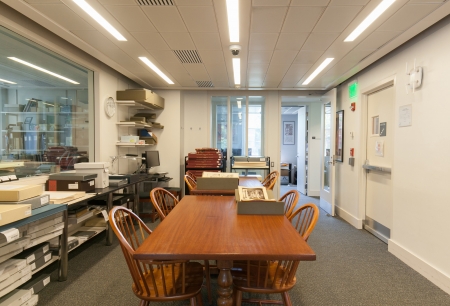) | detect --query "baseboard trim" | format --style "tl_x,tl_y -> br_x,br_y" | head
308,190 -> 320,197
389,240 -> 450,295
335,206 -> 363,229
